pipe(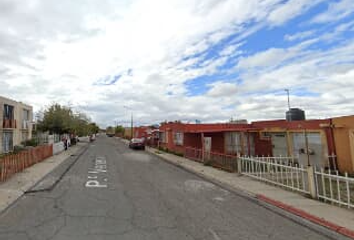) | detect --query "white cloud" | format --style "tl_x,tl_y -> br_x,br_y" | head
0,0 -> 353,127
311,0 -> 354,24
267,0 -> 325,26
234,40 -> 354,119
236,47 -> 302,70
206,82 -> 238,97
284,30 -> 315,41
